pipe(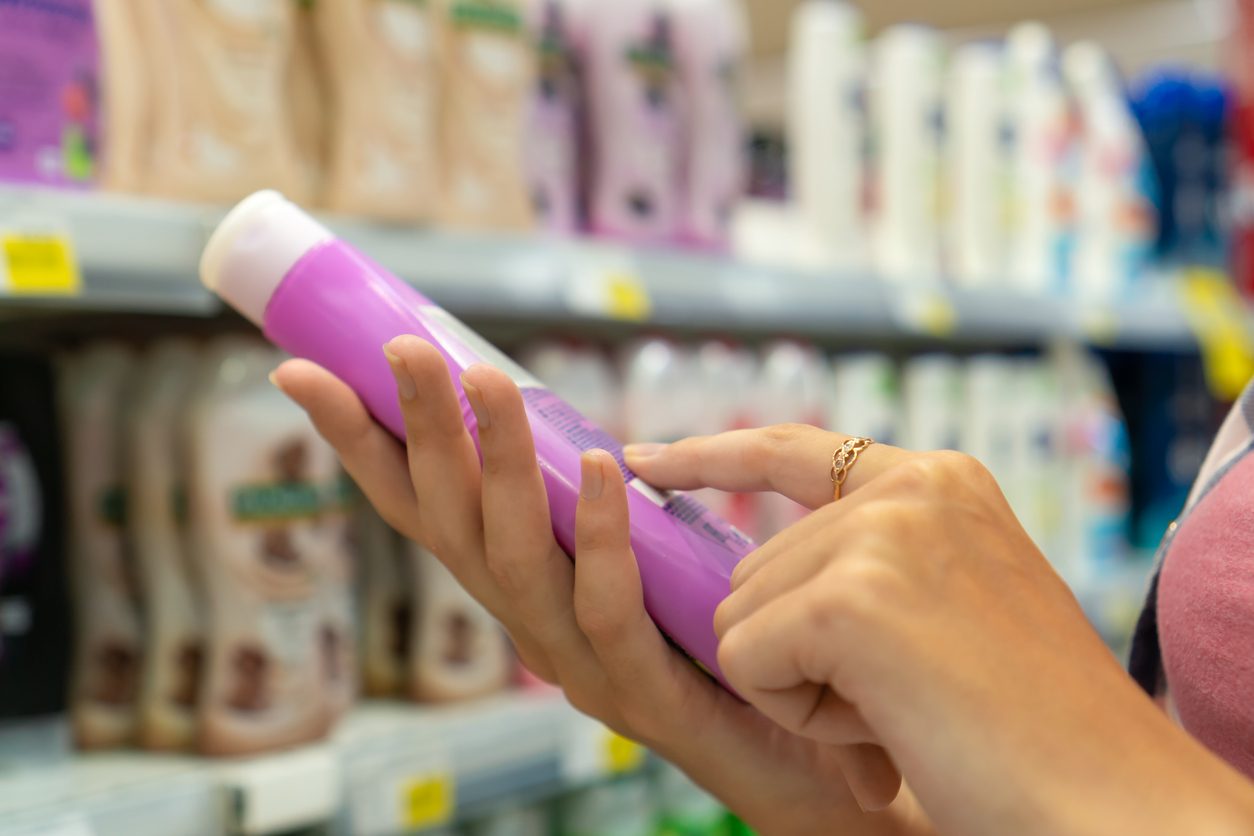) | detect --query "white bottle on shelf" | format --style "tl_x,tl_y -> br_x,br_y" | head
786,0 -> 867,269
868,24 -> 944,283
620,337 -> 695,444
757,339 -> 828,537
1062,40 -> 1157,303
946,41 -> 1007,288
961,354 -> 1019,510
828,352 -> 900,446
1004,22 -> 1075,295
691,338 -> 761,539
900,353 -> 962,452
